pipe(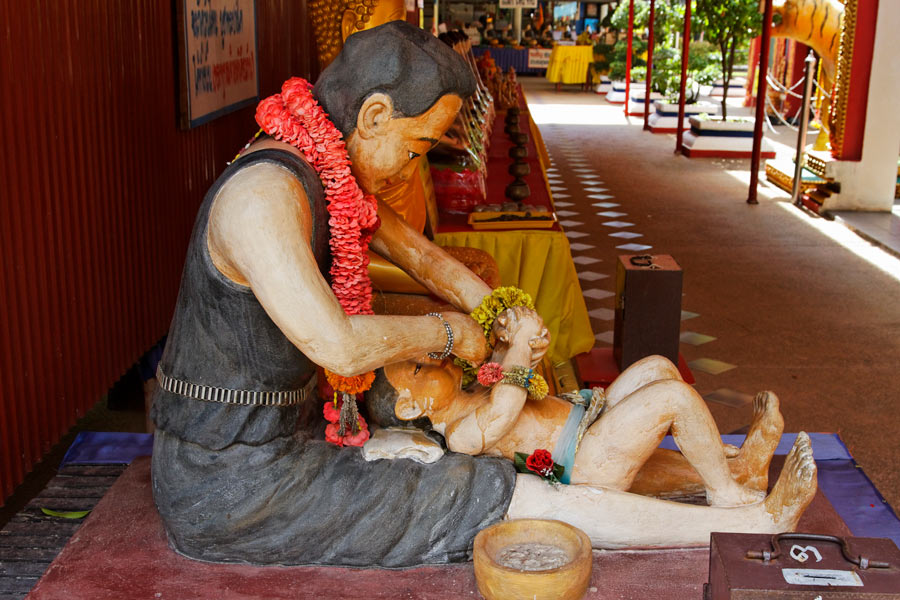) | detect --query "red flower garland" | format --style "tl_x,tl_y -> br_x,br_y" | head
255,78 -> 379,317
255,78 -> 379,446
